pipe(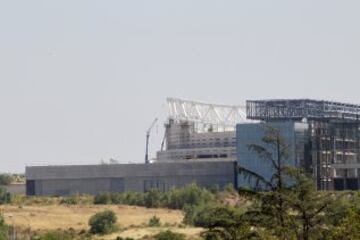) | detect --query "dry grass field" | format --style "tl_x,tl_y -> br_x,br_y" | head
101,227 -> 202,240
0,204 -> 202,239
